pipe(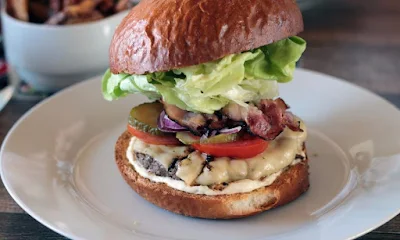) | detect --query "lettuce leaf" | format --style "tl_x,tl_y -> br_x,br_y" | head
102,36 -> 306,114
